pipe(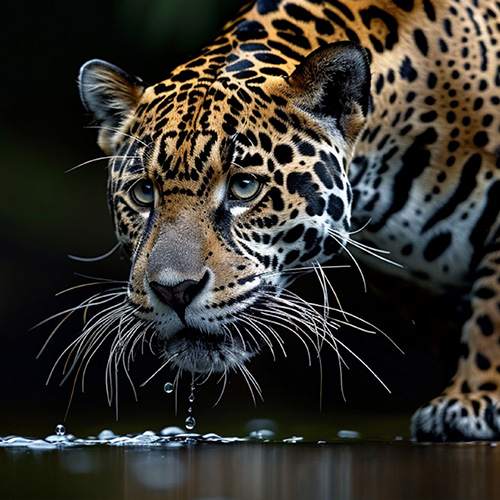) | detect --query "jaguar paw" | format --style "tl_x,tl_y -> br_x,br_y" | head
411,393 -> 500,442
